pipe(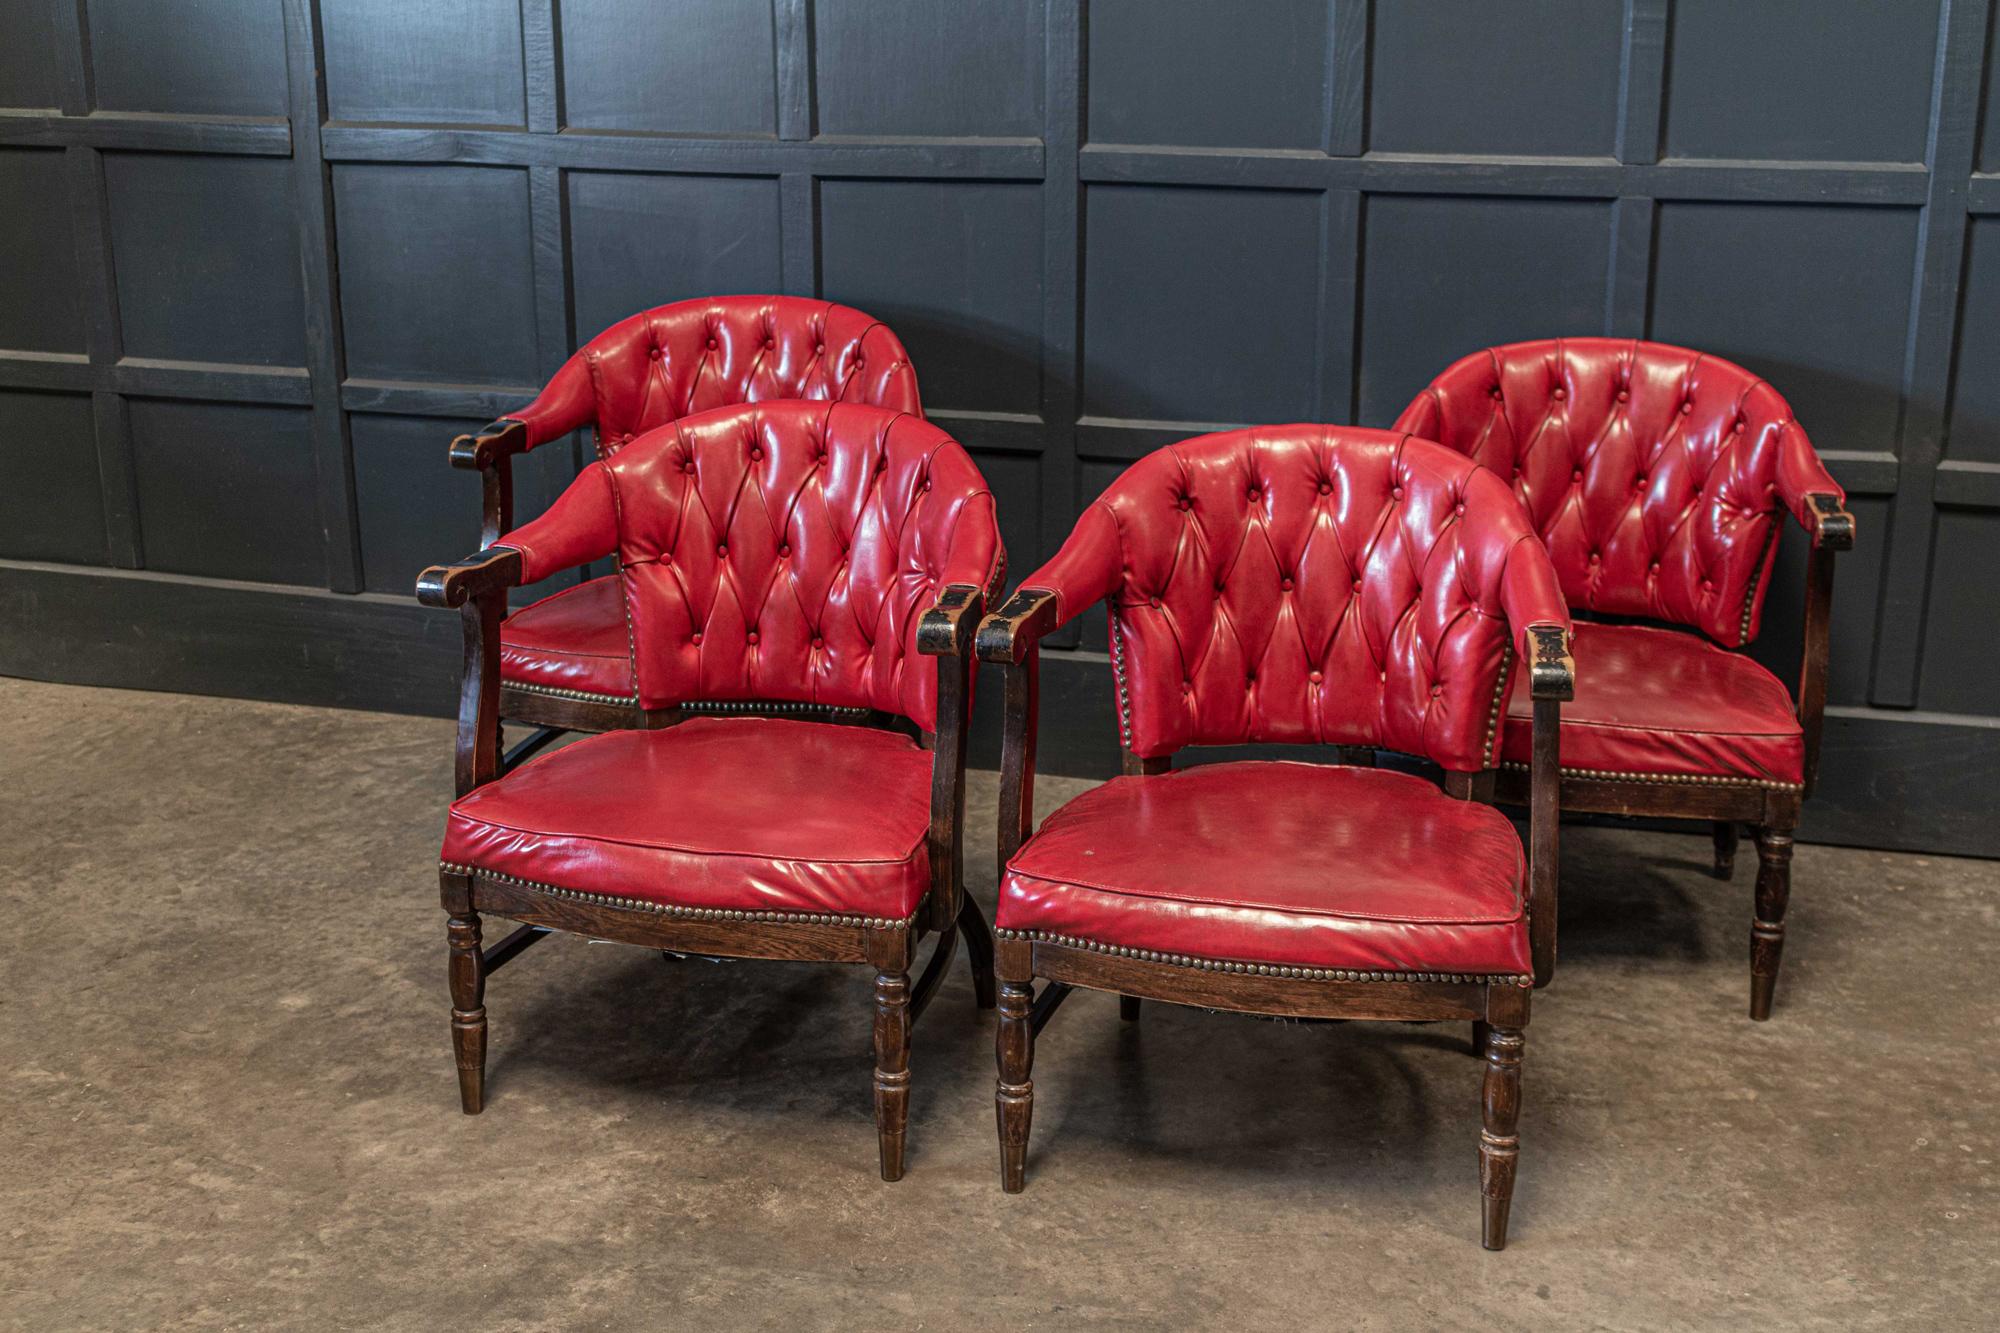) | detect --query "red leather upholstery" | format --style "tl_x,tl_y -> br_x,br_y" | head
496,296 -> 922,703
1499,621 -> 1803,786
496,400 -> 1003,732
1394,338 -> 1845,647
999,762 -> 1532,977
443,717 -> 932,920
497,576 -> 634,700
508,295 -> 922,461
1013,426 -> 1570,770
